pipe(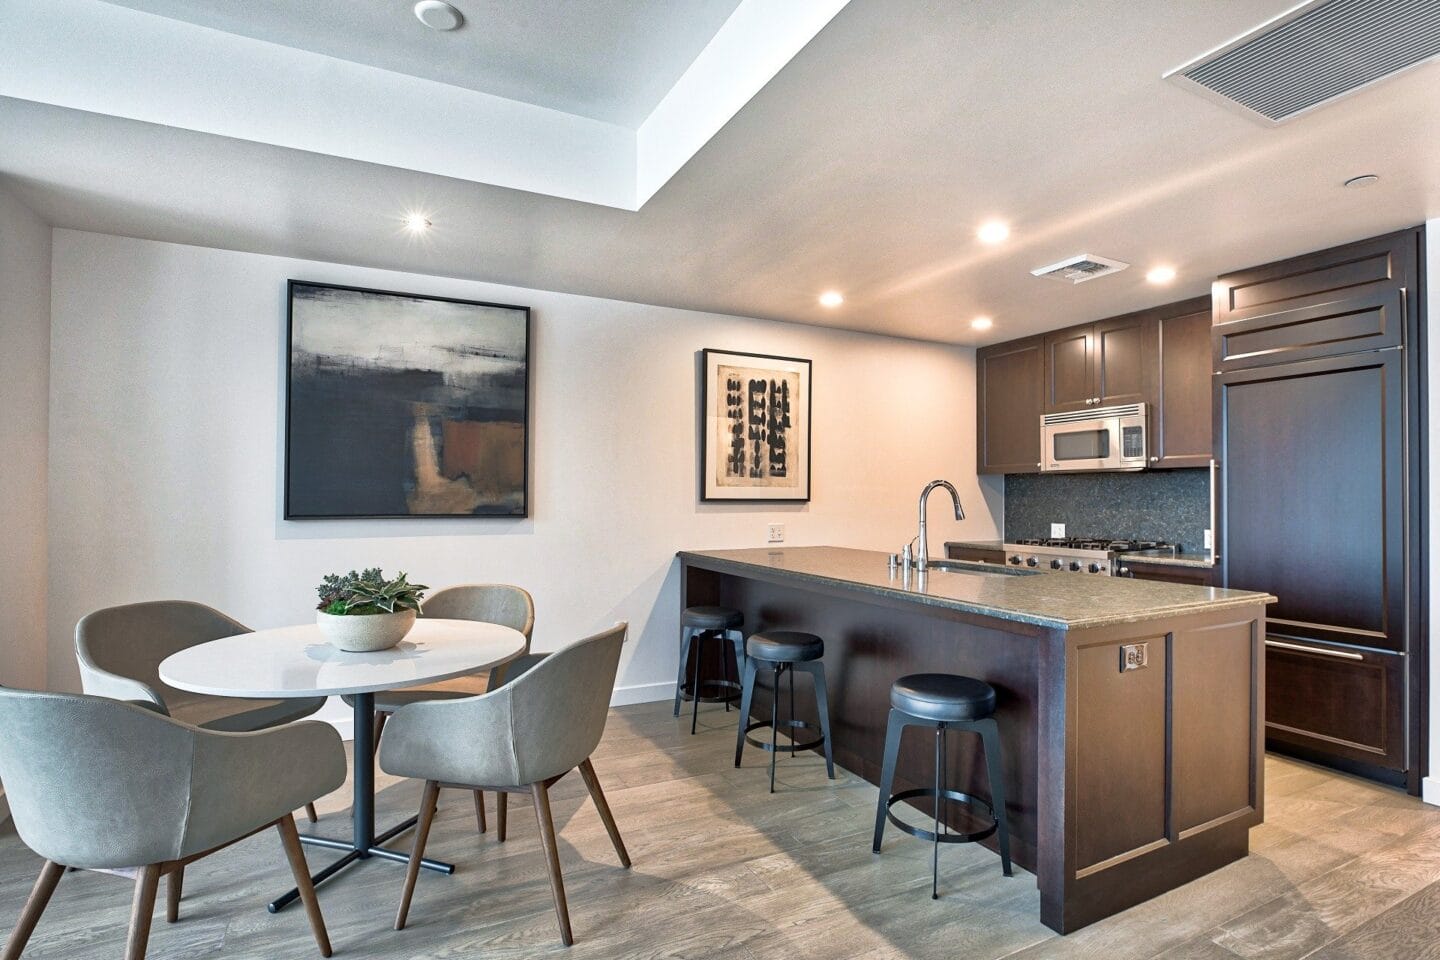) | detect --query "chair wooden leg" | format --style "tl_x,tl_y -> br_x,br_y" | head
395,781 -> 440,932
124,864 -> 160,960
531,782 -> 573,947
496,791 -> 508,842
165,867 -> 183,923
304,802 -> 318,823
578,758 -> 630,868
1,860 -> 65,960
277,816 -> 332,958
472,789 -> 487,834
